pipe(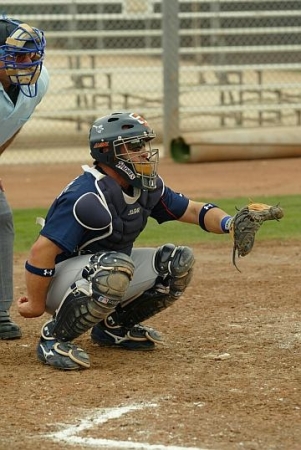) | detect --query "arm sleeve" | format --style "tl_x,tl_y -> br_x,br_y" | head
151,186 -> 189,223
